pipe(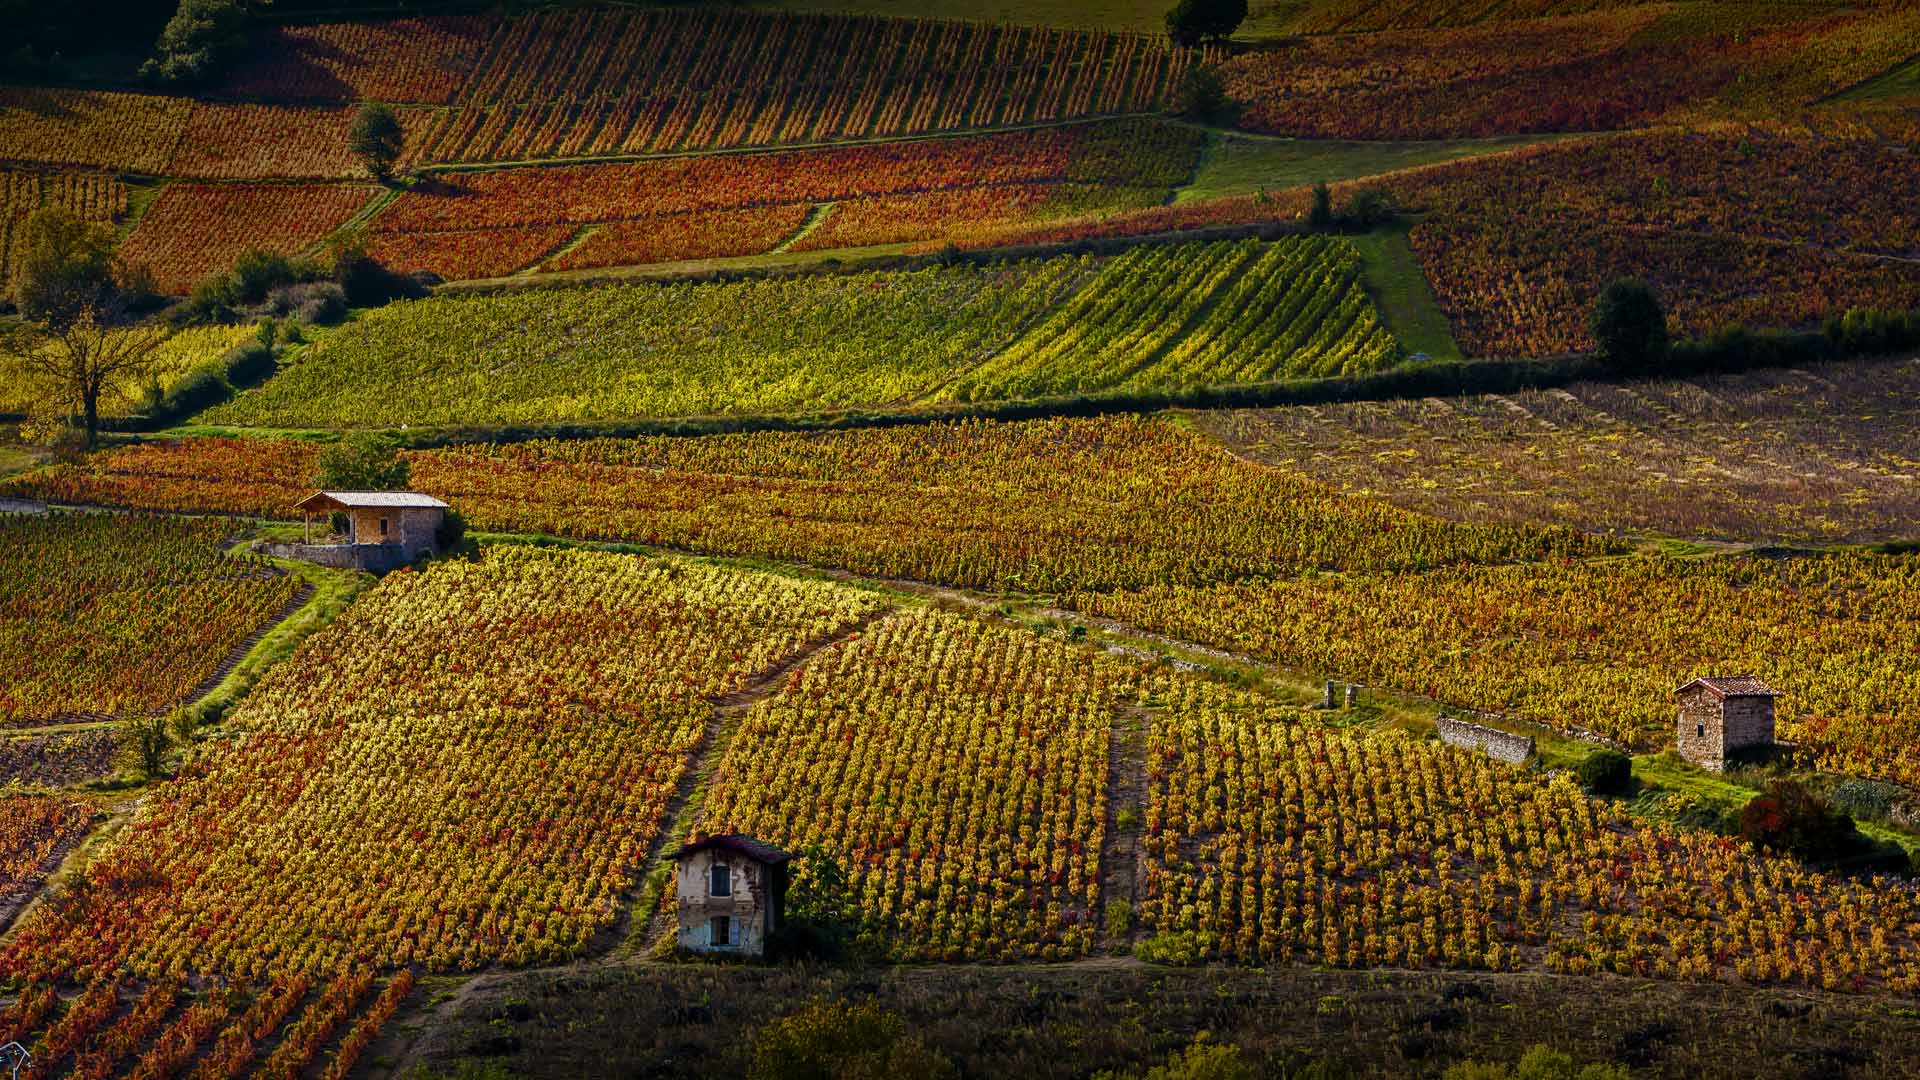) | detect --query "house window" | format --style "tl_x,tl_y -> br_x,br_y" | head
379,517 -> 390,537
710,863 -> 731,897
1697,724 -> 1706,738
710,915 -> 731,947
